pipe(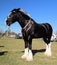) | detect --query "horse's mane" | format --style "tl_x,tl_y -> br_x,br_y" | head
19,8 -> 30,16
19,8 -> 31,20
11,8 -> 31,20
